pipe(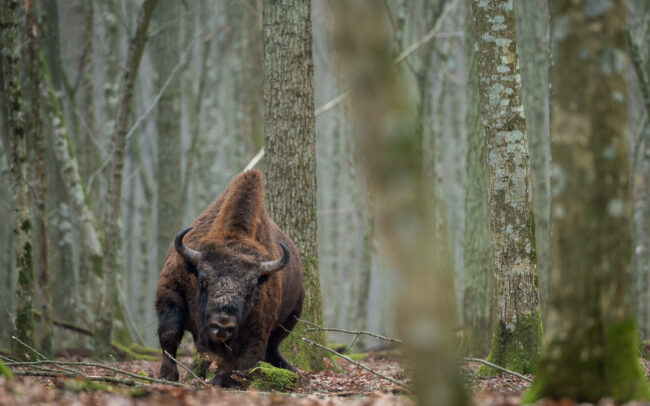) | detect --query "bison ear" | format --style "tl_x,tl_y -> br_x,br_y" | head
216,170 -> 264,238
